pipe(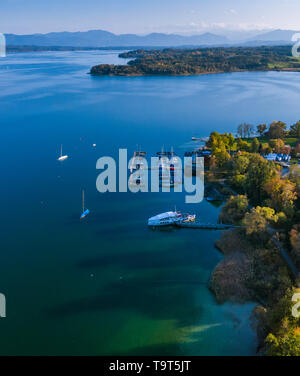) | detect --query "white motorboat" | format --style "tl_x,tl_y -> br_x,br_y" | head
148,211 -> 196,227
148,211 -> 183,227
